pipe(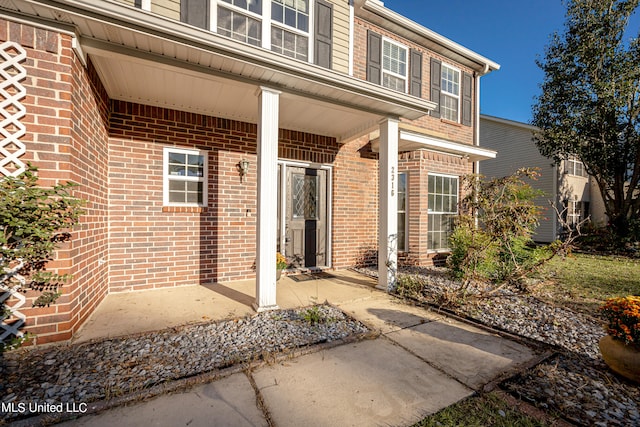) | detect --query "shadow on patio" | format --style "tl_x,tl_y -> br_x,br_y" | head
72,270 -> 379,343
